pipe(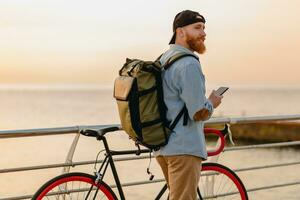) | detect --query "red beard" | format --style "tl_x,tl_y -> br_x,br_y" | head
186,36 -> 206,54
